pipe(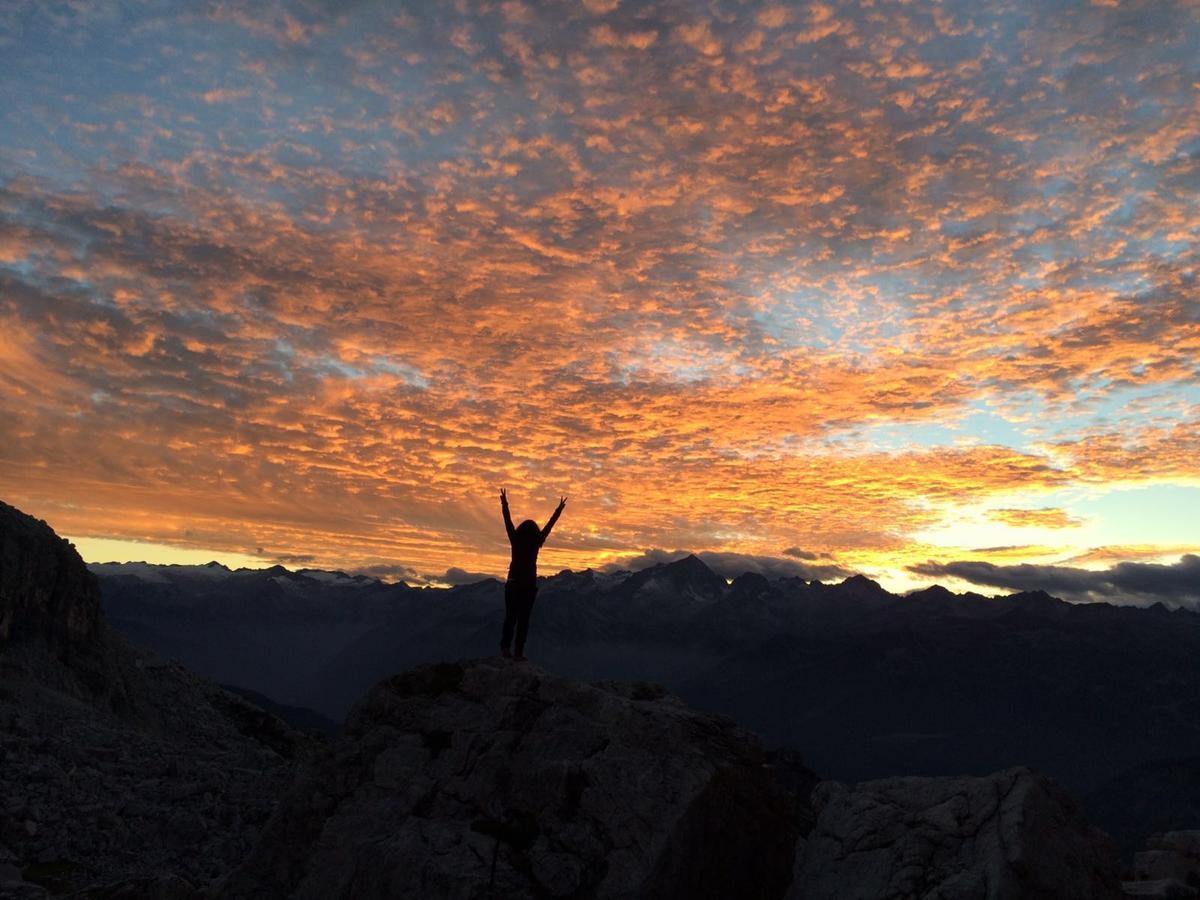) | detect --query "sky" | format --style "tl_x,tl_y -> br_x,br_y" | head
1,0 -> 1198,601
